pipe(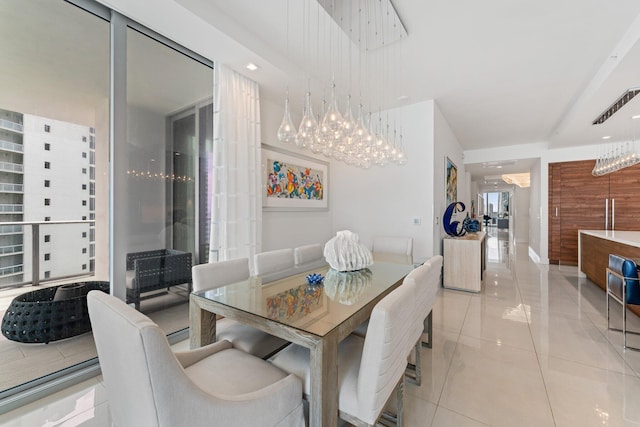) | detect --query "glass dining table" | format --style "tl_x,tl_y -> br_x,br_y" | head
189,261 -> 414,427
